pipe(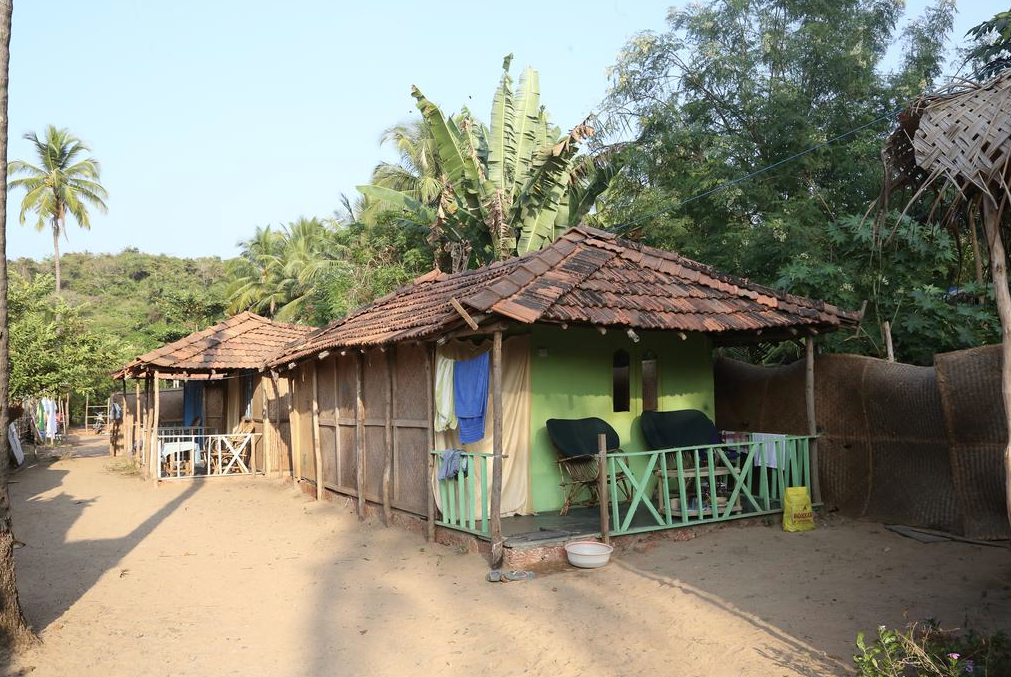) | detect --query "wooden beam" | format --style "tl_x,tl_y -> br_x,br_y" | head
355,351 -> 366,520
598,433 -> 610,546
426,343 -> 436,542
151,372 -> 161,481
311,362 -> 324,501
490,331 -> 504,568
805,337 -> 821,503
261,375 -> 273,477
449,298 -> 479,330
382,347 -> 395,526
290,368 -> 302,483
134,380 -> 142,461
